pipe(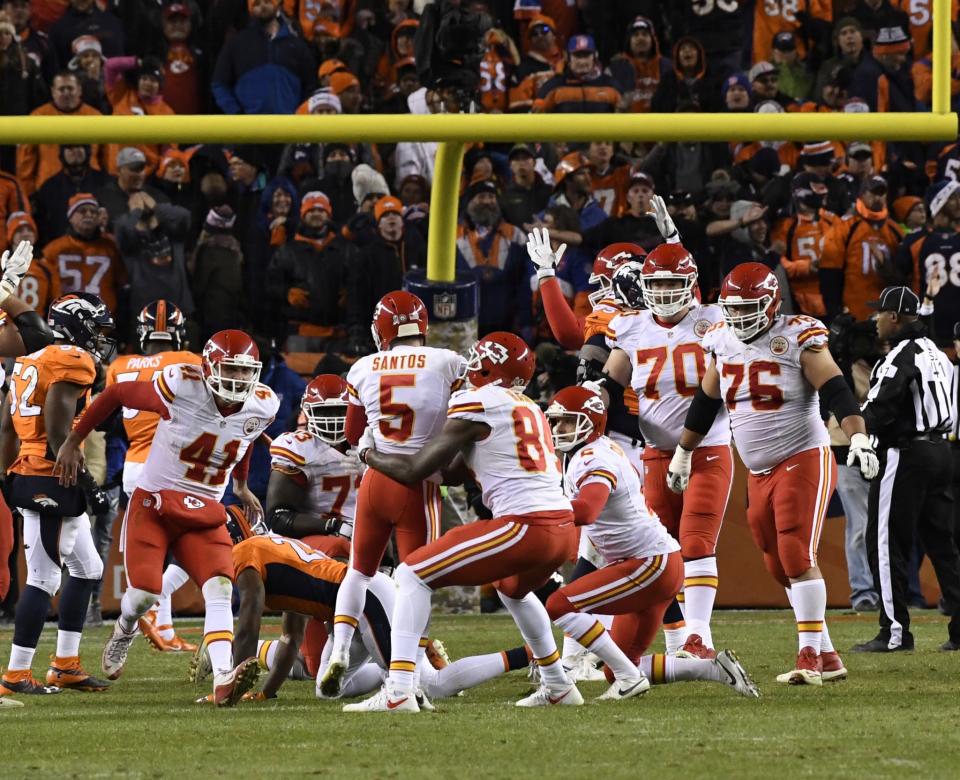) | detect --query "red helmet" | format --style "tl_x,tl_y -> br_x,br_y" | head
640,243 -> 698,316
302,374 -> 349,445
553,151 -> 589,189
545,385 -> 607,452
718,262 -> 782,341
371,290 -> 428,350
466,332 -> 535,389
588,243 -> 646,306
202,329 -> 262,403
